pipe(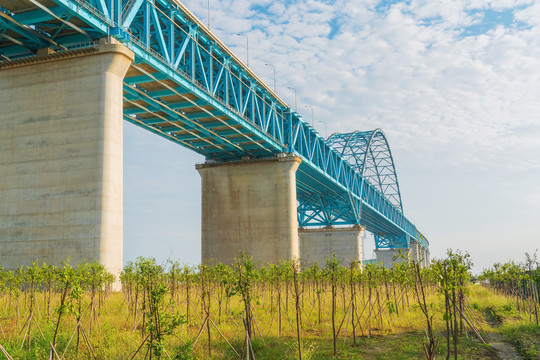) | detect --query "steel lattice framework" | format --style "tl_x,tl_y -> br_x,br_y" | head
326,130 -> 403,212
0,0 -> 429,250
320,129 -> 419,249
